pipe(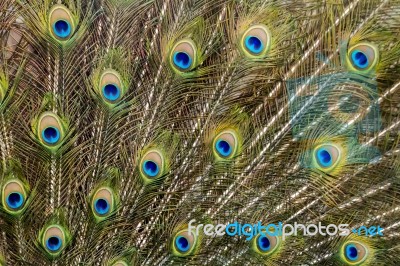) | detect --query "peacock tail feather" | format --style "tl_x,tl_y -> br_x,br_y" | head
0,0 -> 399,265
